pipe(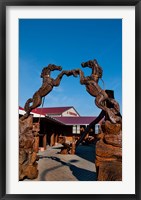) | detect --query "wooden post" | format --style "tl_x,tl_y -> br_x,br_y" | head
71,136 -> 76,155
50,133 -> 55,146
33,136 -> 39,153
55,133 -> 58,145
33,122 -> 40,153
19,115 -> 38,180
95,90 -> 122,181
43,134 -> 47,150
